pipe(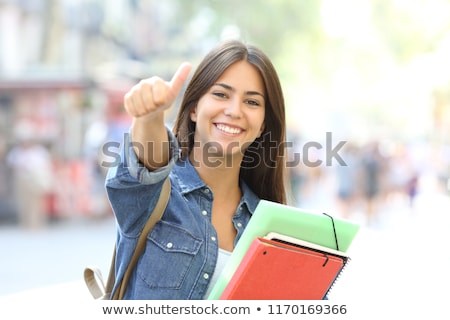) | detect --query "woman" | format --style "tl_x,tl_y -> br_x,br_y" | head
105,39 -> 287,299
